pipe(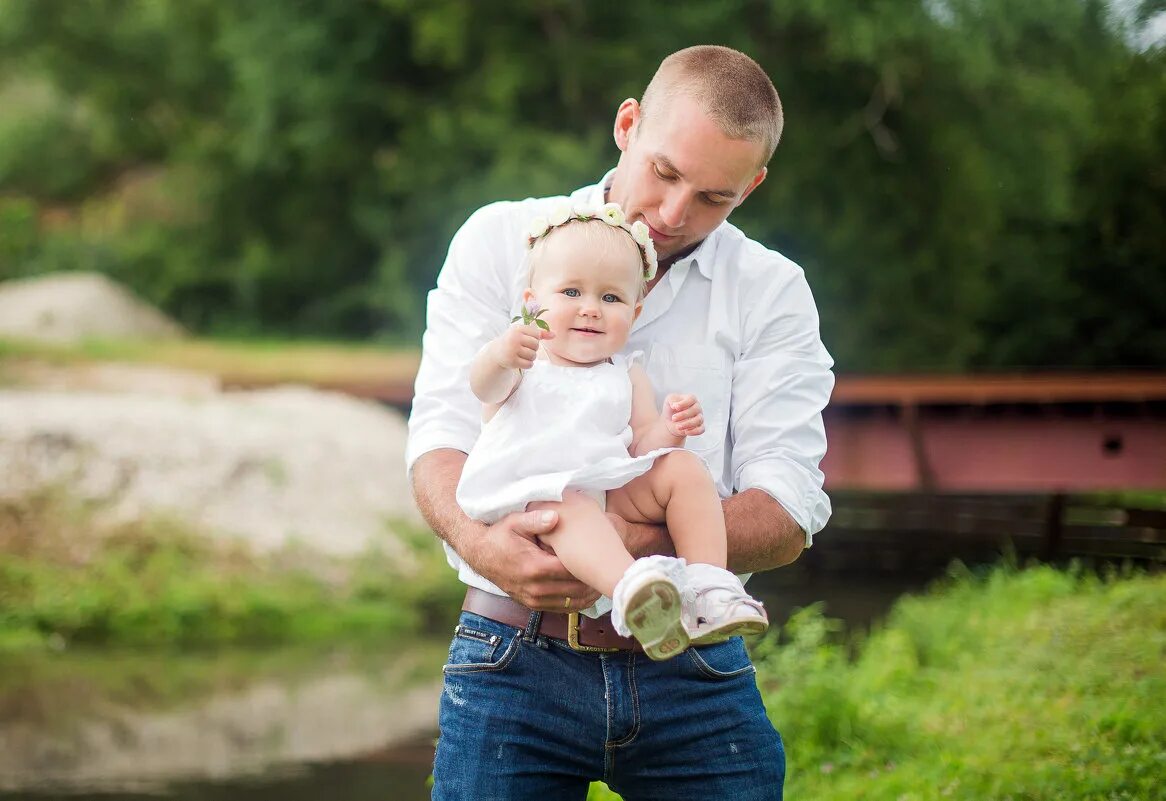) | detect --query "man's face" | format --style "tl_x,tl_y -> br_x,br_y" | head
607,94 -> 768,262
